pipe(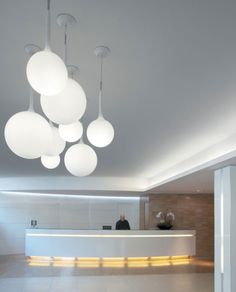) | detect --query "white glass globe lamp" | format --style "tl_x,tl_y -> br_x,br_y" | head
27,50 -> 68,96
26,0 -> 67,96
41,155 -> 60,169
44,124 -> 66,156
64,142 -> 97,176
41,78 -> 87,125
87,116 -> 114,147
87,46 -> 114,148
4,111 -> 51,159
59,121 -> 83,142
